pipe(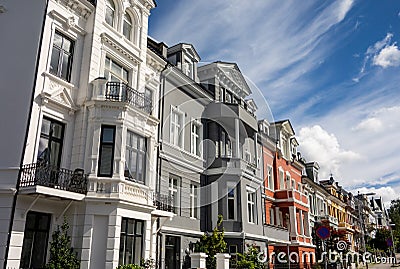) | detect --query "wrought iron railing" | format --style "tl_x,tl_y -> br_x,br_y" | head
153,193 -> 173,212
20,163 -> 88,194
106,82 -> 153,114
